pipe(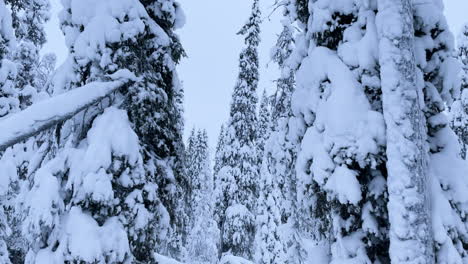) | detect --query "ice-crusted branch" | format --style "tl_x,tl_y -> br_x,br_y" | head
376,0 -> 434,263
0,70 -> 136,151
